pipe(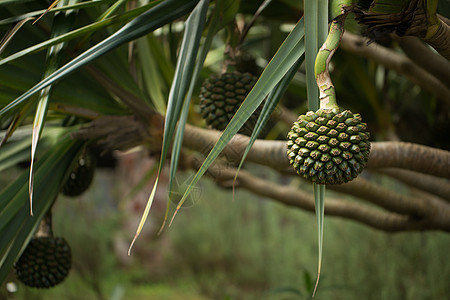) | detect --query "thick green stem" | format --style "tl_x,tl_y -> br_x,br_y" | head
314,1 -> 351,110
